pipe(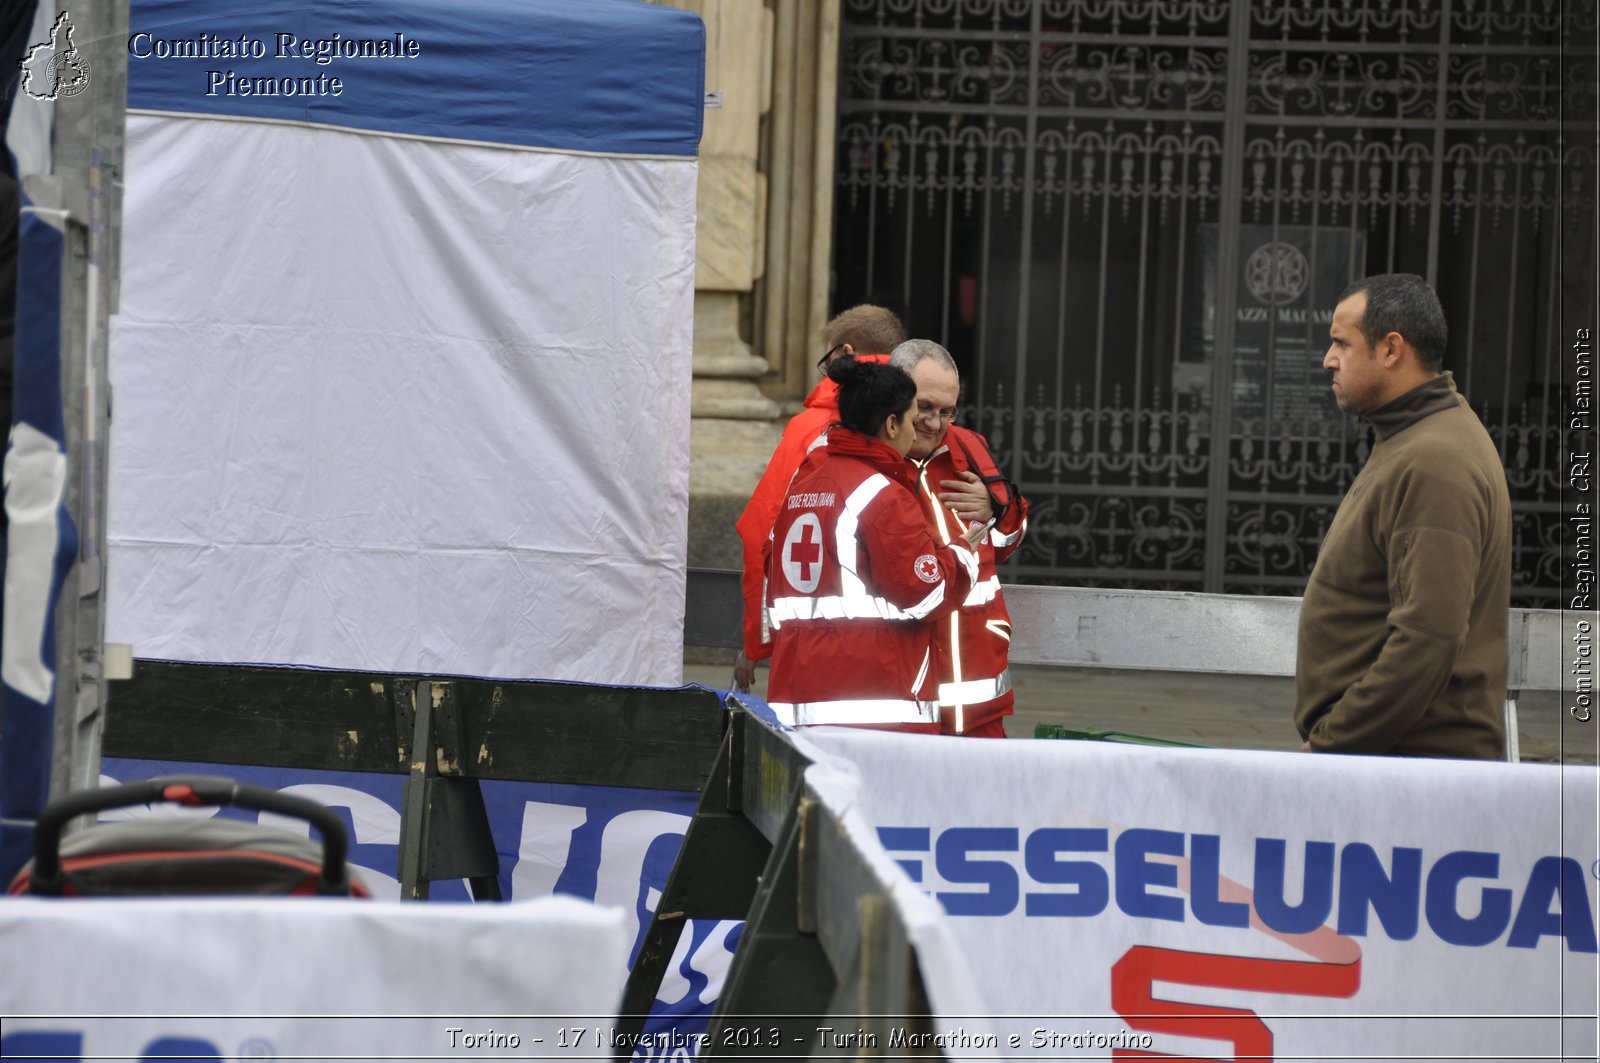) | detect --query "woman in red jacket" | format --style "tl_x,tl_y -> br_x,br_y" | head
764,357 -> 982,732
